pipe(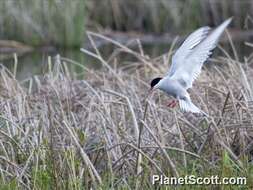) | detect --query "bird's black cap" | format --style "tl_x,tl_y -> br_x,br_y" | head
150,77 -> 162,88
